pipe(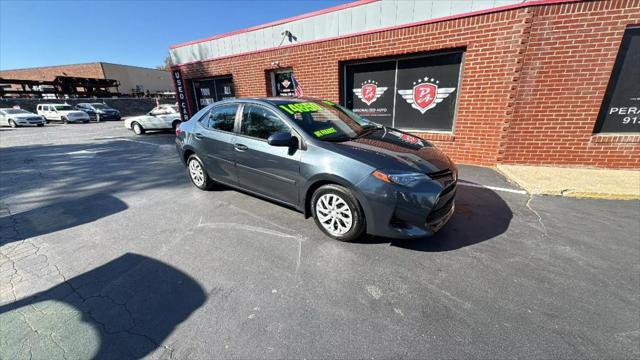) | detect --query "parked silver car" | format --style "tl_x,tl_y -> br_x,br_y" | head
0,108 -> 45,127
